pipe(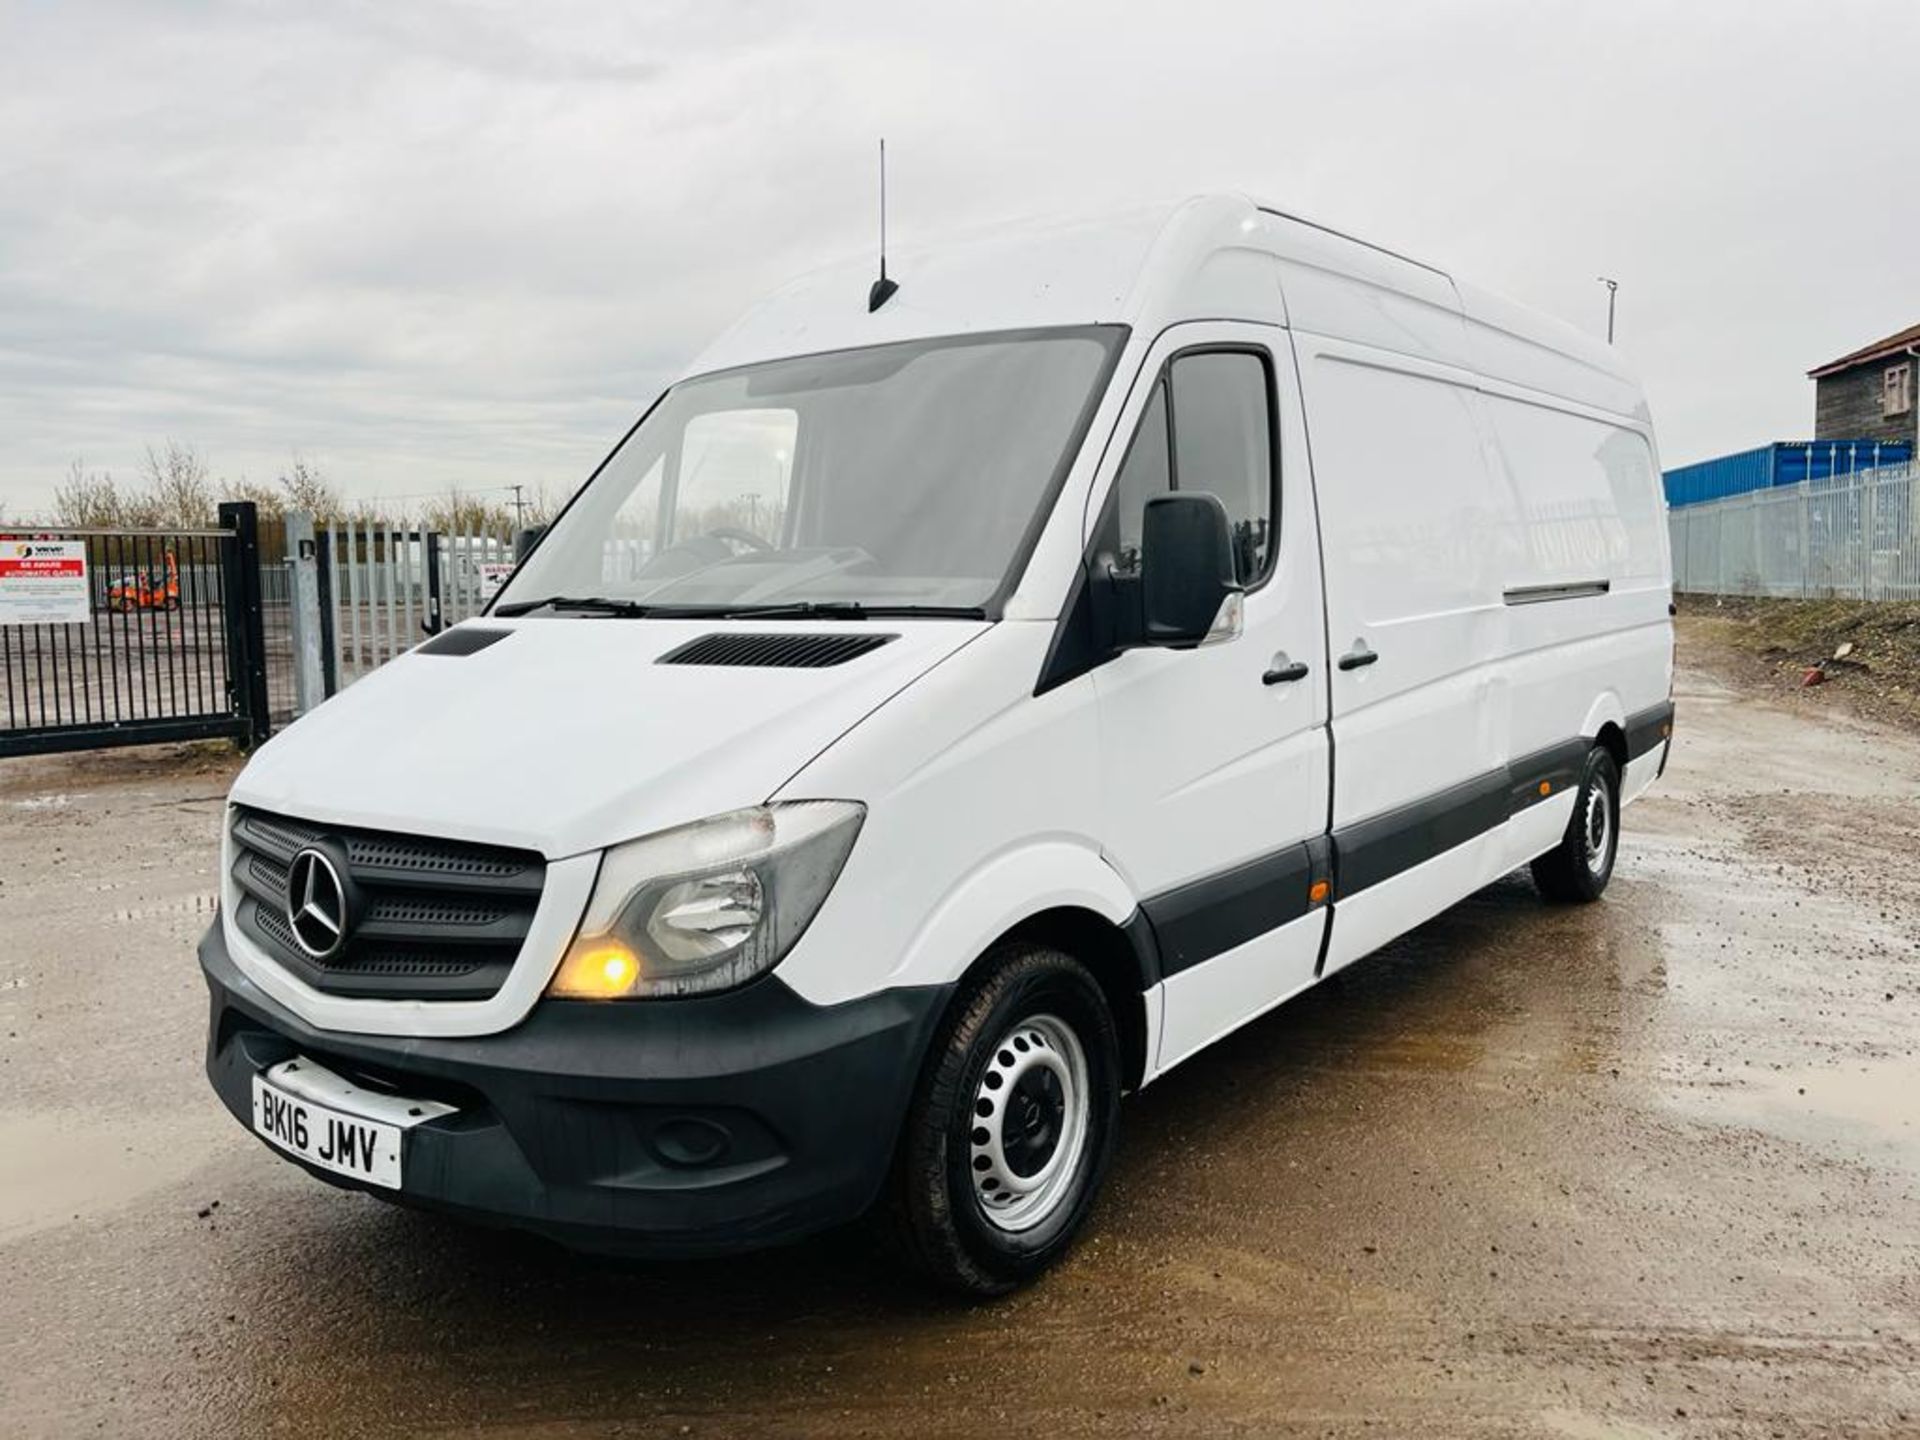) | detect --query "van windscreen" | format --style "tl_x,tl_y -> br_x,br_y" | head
498,326 -> 1124,618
